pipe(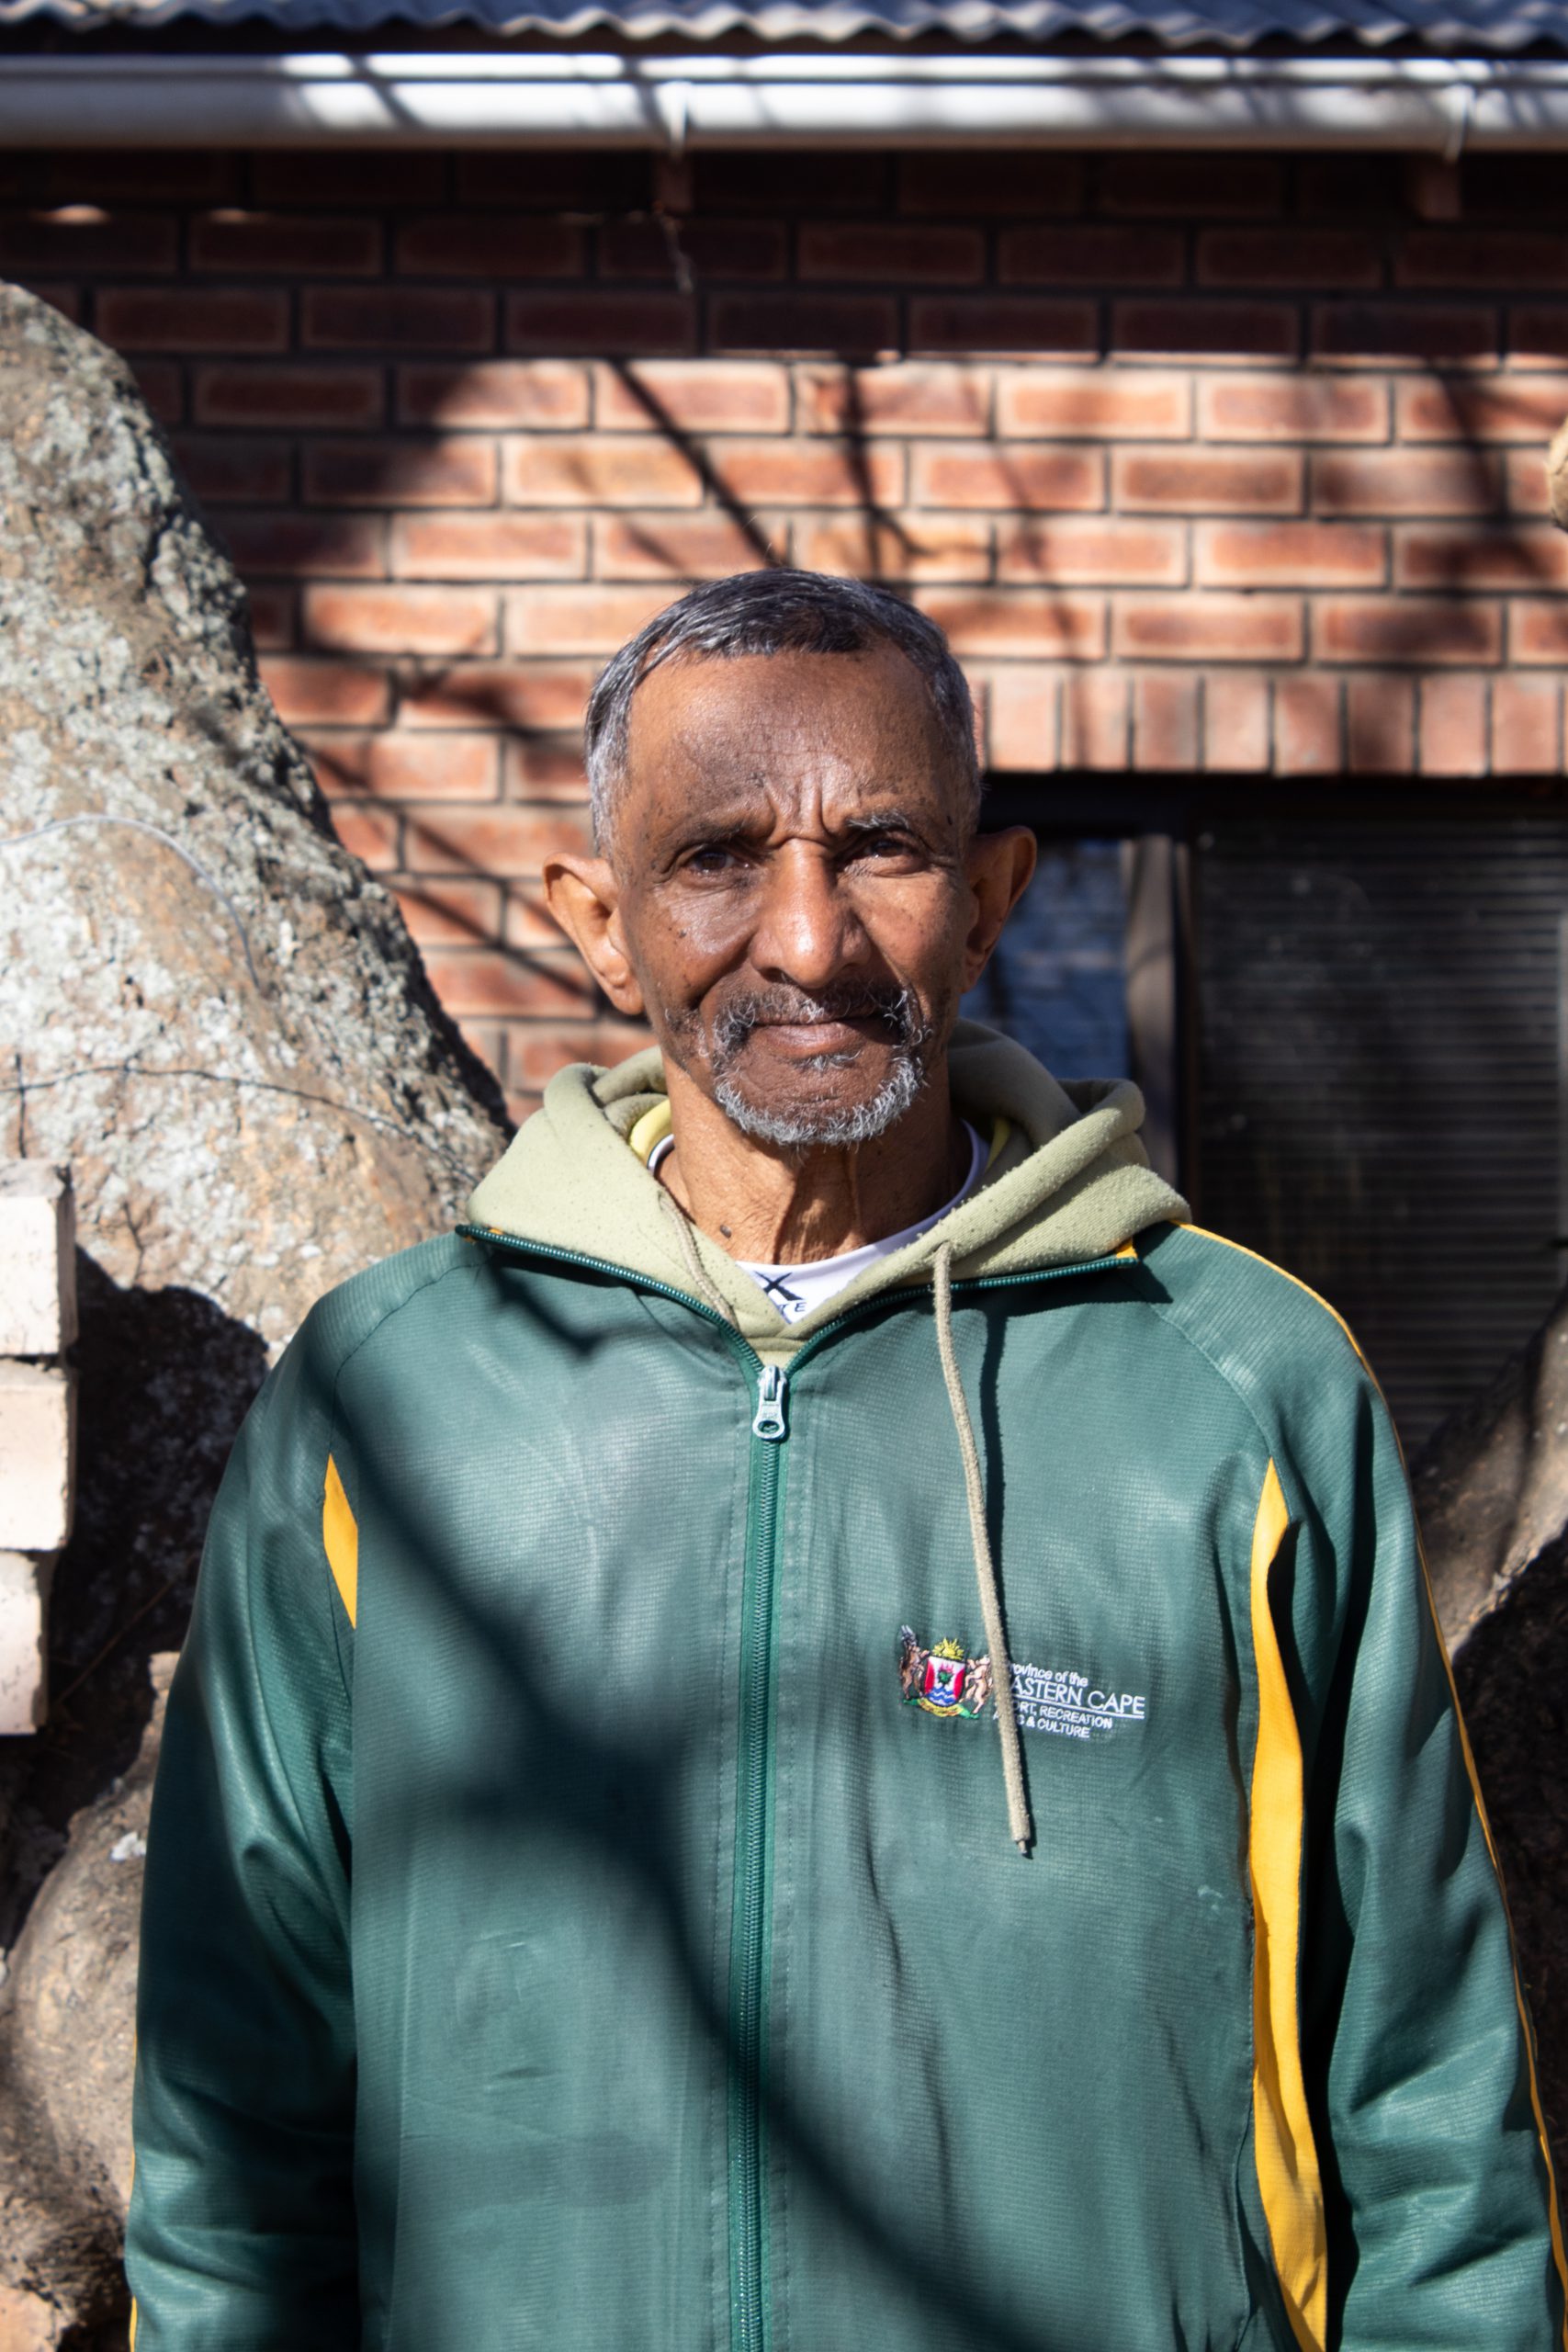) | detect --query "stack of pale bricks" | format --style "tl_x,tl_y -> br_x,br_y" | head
0,1166 -> 75,1736
3,143 -> 1567,1115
